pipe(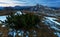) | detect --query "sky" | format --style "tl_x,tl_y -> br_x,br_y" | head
0,0 -> 60,7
